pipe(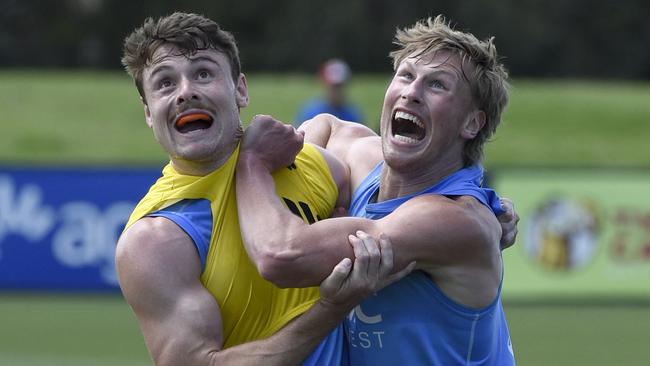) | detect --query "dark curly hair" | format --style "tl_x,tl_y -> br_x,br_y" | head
122,12 -> 241,104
